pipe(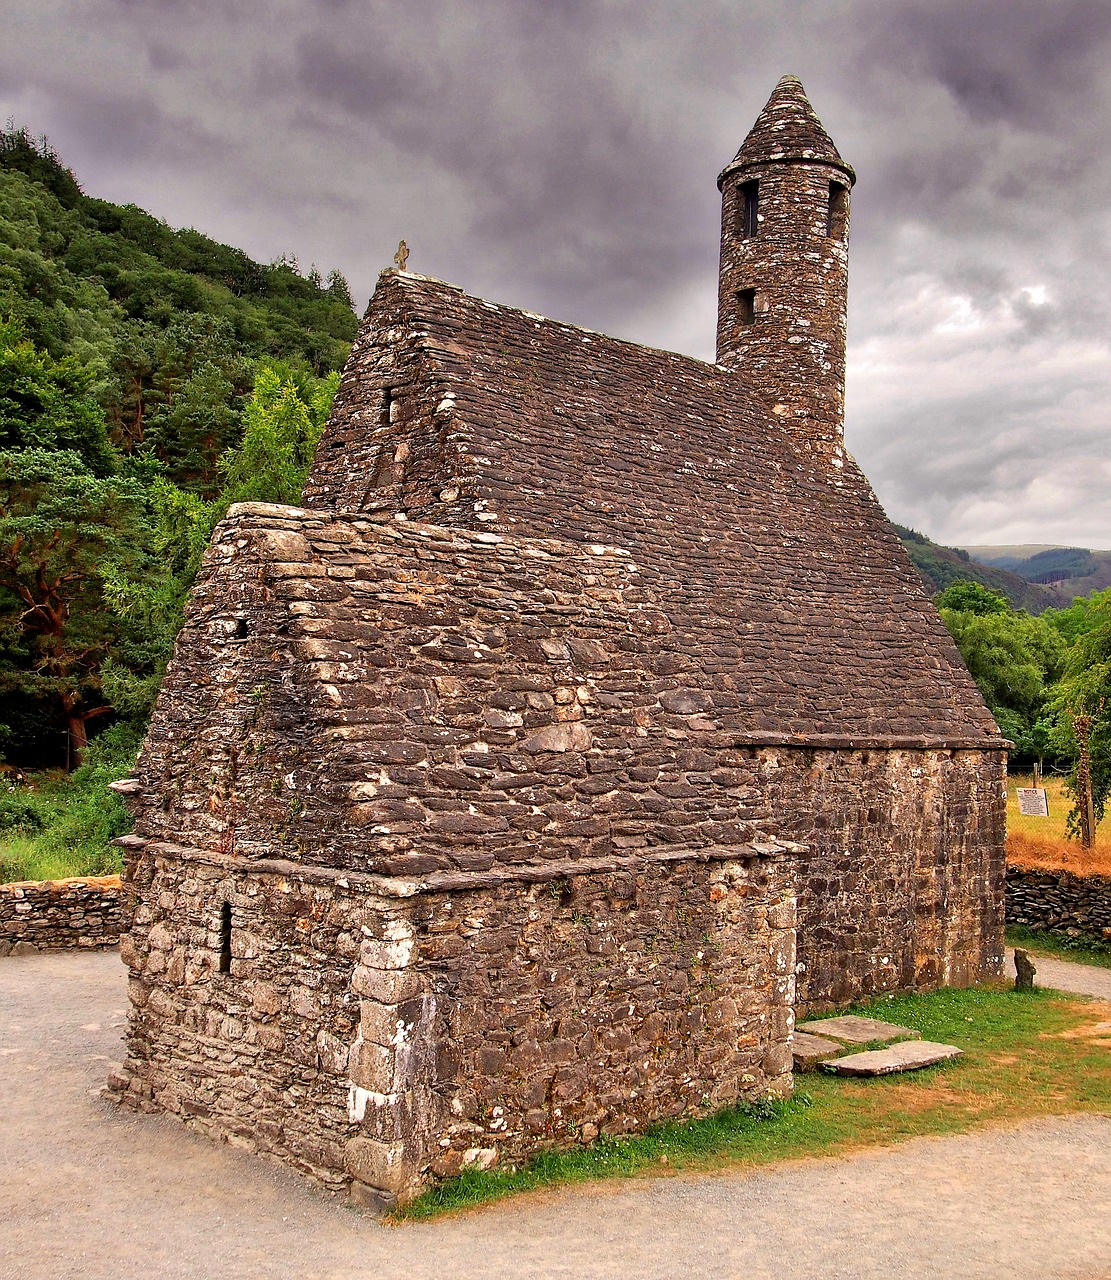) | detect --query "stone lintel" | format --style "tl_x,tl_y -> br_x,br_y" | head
116,836 -> 804,900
